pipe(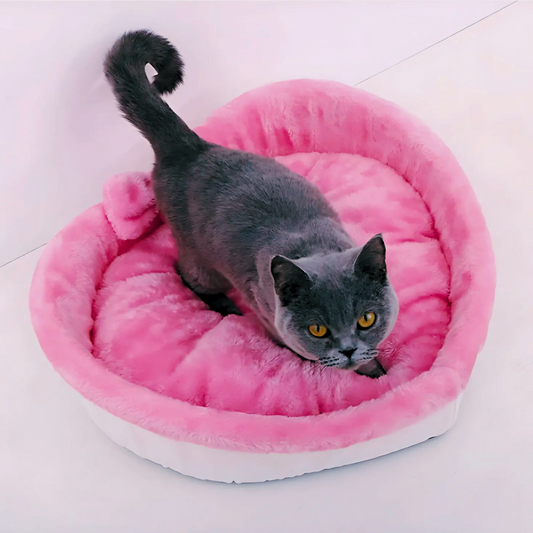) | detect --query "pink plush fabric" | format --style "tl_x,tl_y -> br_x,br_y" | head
30,80 -> 496,453
93,156 -> 449,416
102,171 -> 158,240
